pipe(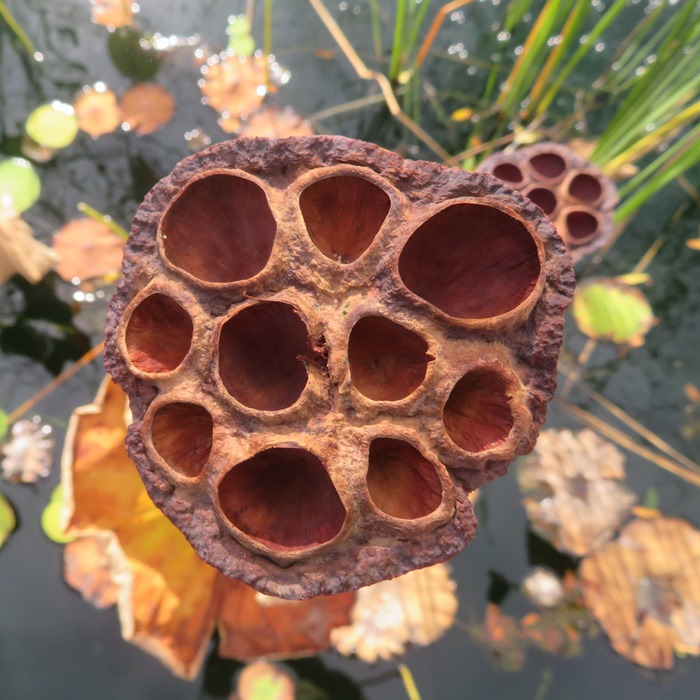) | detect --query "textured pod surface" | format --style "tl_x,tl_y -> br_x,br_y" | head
105,136 -> 574,599
478,142 -> 617,263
